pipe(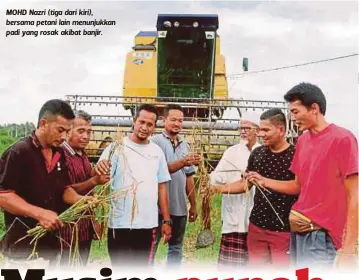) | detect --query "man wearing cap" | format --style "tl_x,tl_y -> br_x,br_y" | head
209,111 -> 261,268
